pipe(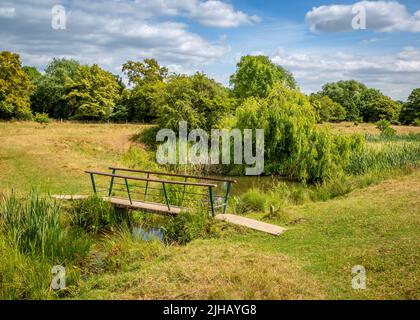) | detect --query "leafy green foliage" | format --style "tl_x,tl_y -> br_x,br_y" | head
230,55 -> 297,100
236,85 -> 364,183
319,80 -> 367,121
400,88 -> 420,125
319,80 -> 400,122
162,210 -> 218,245
309,94 -> 346,122
157,73 -> 235,132
0,51 -> 32,119
33,112 -> 50,125
122,58 -> 168,86
31,58 -> 81,118
65,64 -> 121,120
236,188 -> 268,214
70,196 -> 130,234
361,89 -> 401,122
123,81 -> 165,122
376,119 -> 396,137
22,66 -> 41,87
